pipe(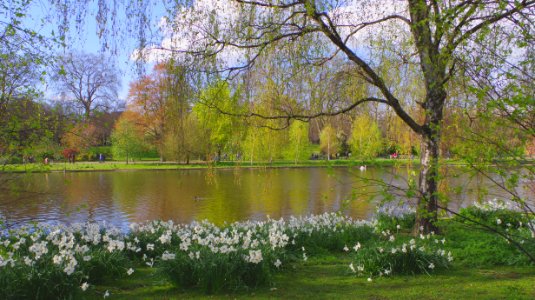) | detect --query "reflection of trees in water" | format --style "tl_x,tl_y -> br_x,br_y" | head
232,166 -> 241,186
343,164 -> 535,217
0,173 -> 65,228
204,165 -> 218,186
2,167 -> 532,228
